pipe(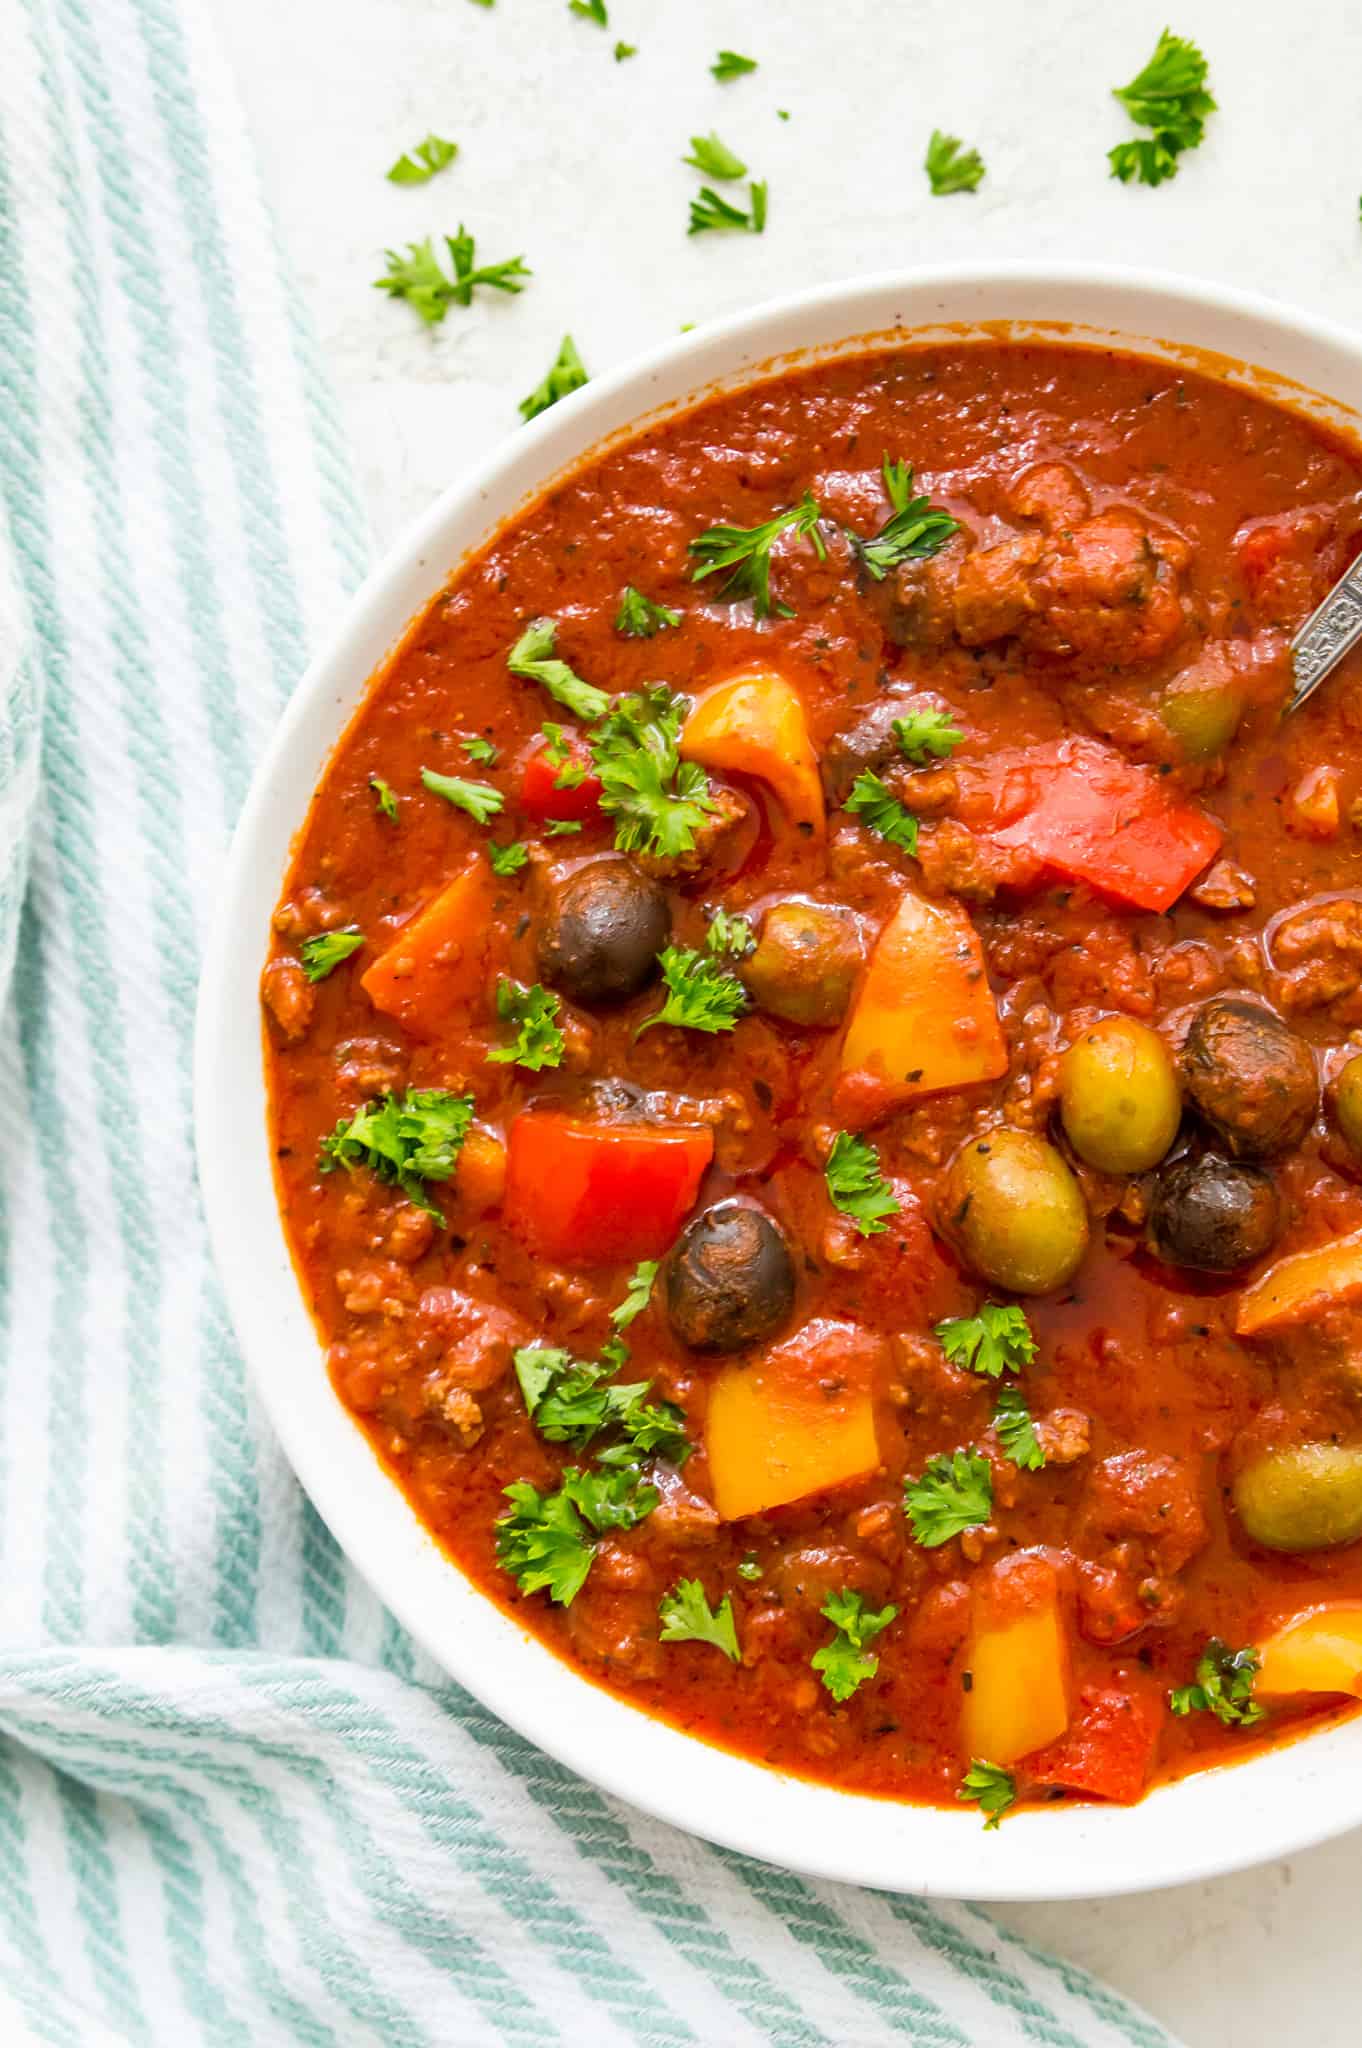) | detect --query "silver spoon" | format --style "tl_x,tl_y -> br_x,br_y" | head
1287,551 -> 1362,711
